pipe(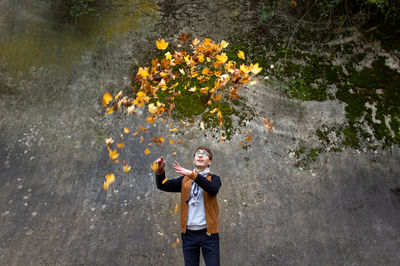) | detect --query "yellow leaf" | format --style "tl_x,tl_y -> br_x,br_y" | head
240,64 -> 250,73
169,128 -> 179,132
106,173 -> 115,184
123,164 -> 131,173
131,131 -> 139,136
237,50 -> 245,60
150,161 -> 159,171
220,136 -> 226,142
137,67 -> 149,79
103,181 -> 109,190
144,148 -> 151,155
102,92 -> 113,106
220,40 -> 229,49
210,108 -> 219,114
156,38 -> 169,50
115,90 -> 123,100
216,53 -> 228,64
200,87 -> 209,94
117,142 -> 125,149
250,63 -> 263,75
169,140 -> 174,144
148,103 -> 157,115
124,127 -> 130,133
109,149 -> 120,161
106,106 -> 115,114
165,52 -> 172,60
174,204 -> 179,213
162,177 -> 168,184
